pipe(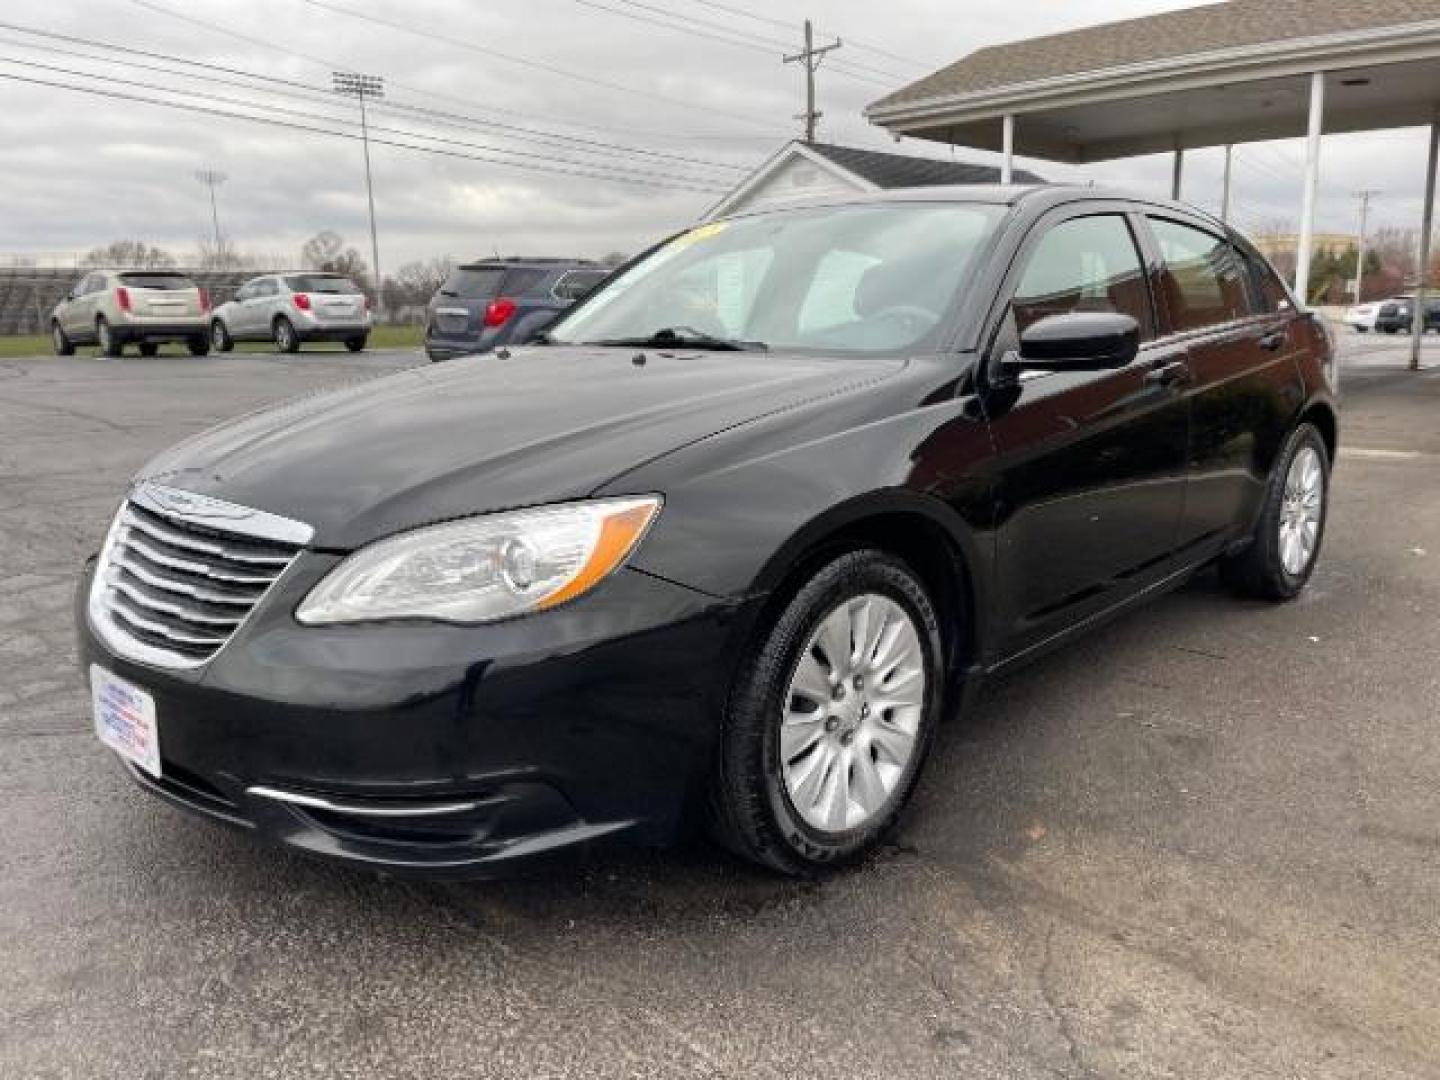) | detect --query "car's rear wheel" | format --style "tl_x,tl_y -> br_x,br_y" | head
51,321 -> 74,356
707,549 -> 943,875
96,317 -> 122,357
210,320 -> 234,352
1221,422 -> 1329,601
187,335 -> 210,357
138,342 -> 159,357
344,334 -> 368,353
273,316 -> 300,353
